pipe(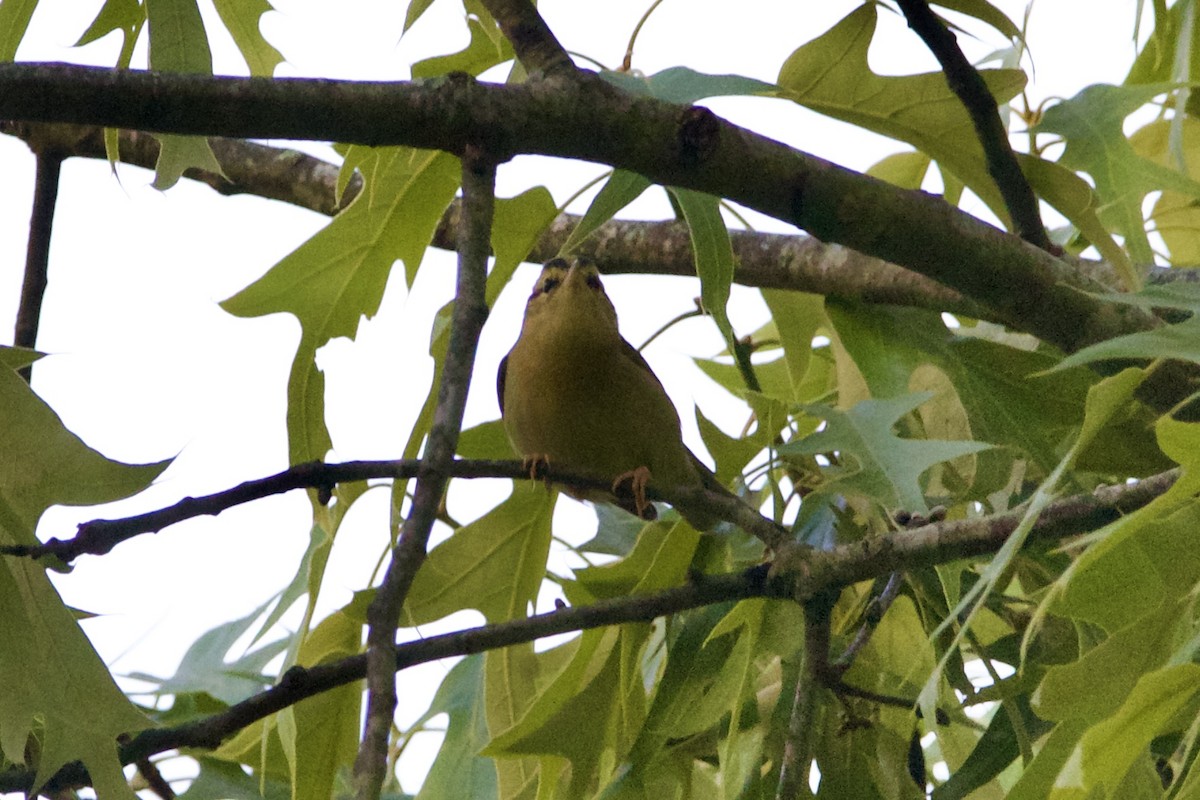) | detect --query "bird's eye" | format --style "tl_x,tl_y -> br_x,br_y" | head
585,273 -> 602,291
530,275 -> 561,301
